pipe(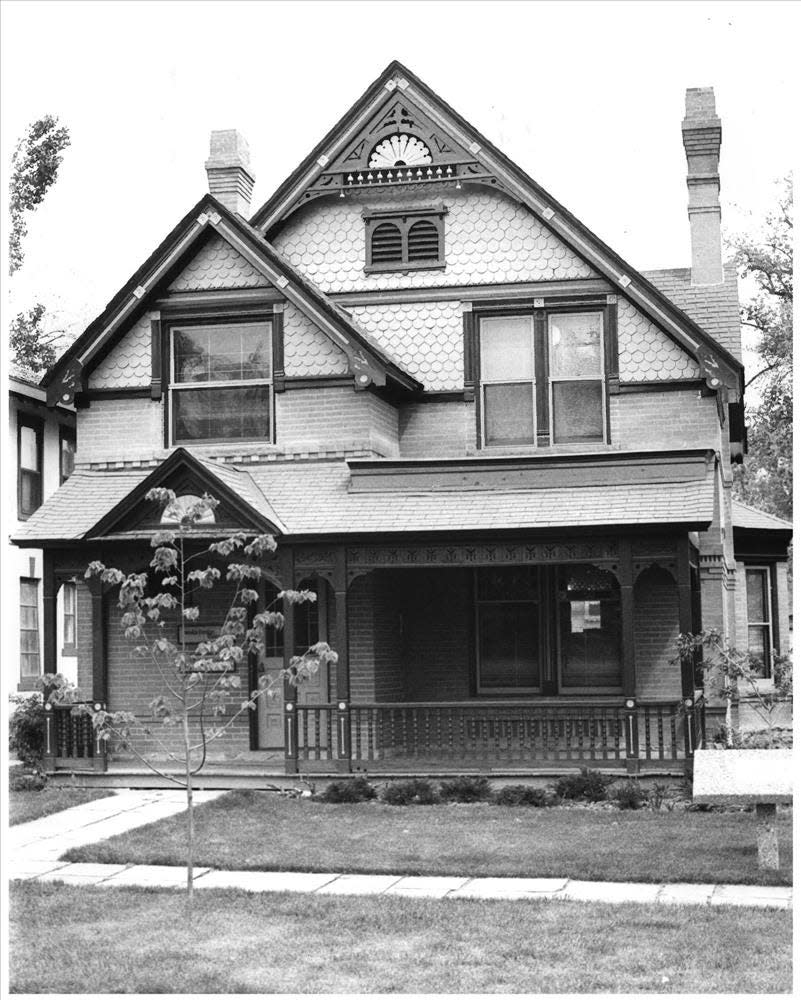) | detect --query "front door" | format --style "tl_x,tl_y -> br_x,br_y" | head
256,581 -> 329,749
